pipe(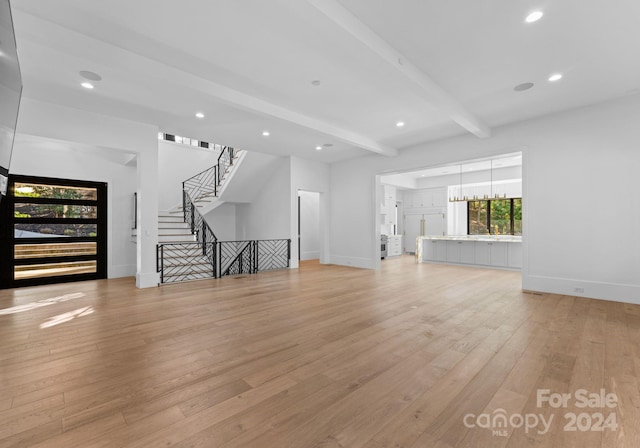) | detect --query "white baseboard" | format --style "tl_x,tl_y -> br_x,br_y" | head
329,255 -> 375,269
524,274 -> 640,305
301,251 -> 320,261
136,271 -> 160,288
